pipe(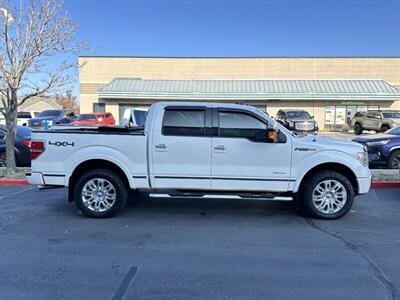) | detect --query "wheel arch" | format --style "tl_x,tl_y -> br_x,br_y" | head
295,162 -> 358,194
68,159 -> 132,202
389,146 -> 400,153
